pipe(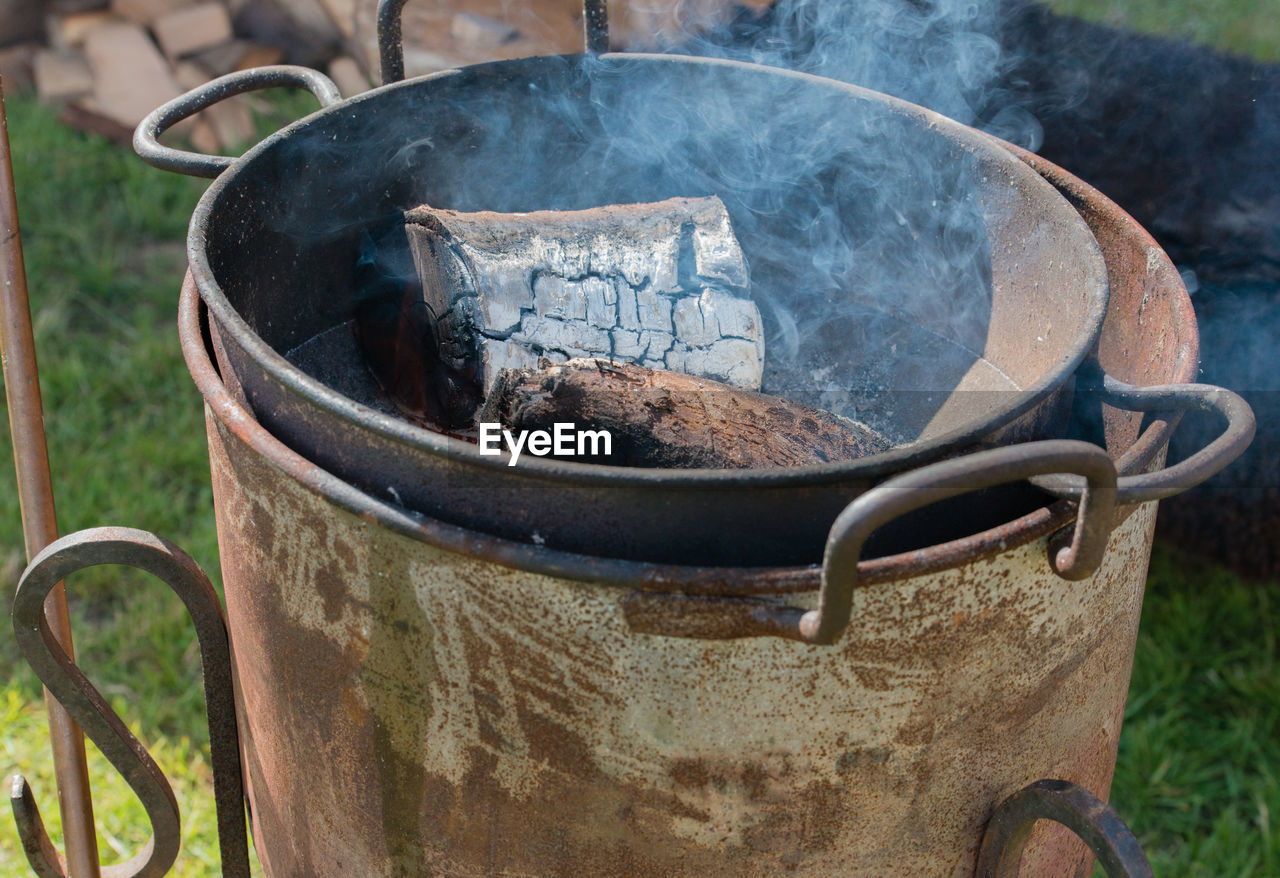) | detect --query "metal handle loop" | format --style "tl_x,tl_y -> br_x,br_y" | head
625,440 -> 1117,644
977,779 -> 1153,877
1031,375 -> 1255,506
9,527 -> 250,878
133,65 -> 342,179
801,440 -> 1117,644
377,0 -> 610,84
